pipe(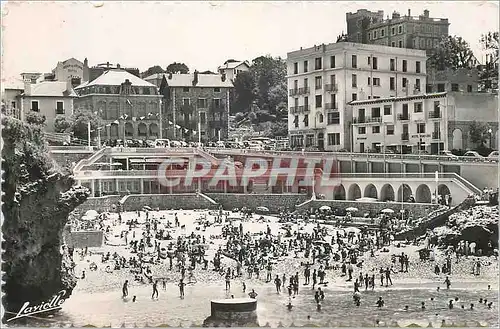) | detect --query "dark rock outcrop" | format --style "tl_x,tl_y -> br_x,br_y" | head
2,173 -> 89,322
